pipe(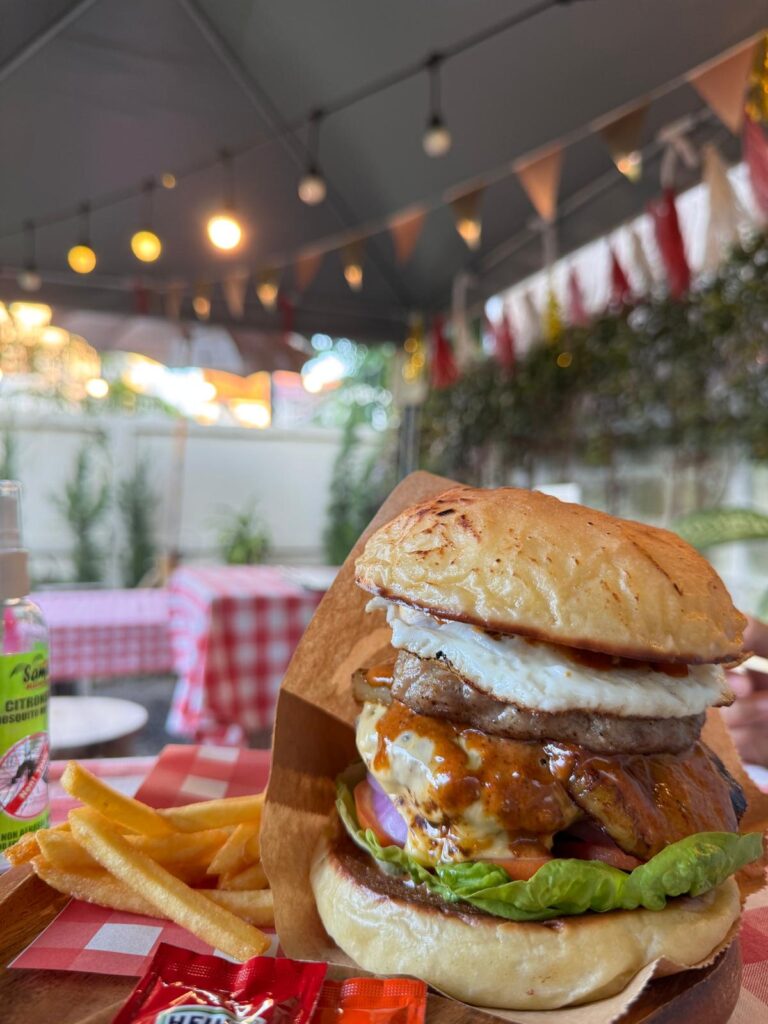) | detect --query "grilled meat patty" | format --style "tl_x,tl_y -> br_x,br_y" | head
354,652 -> 706,754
